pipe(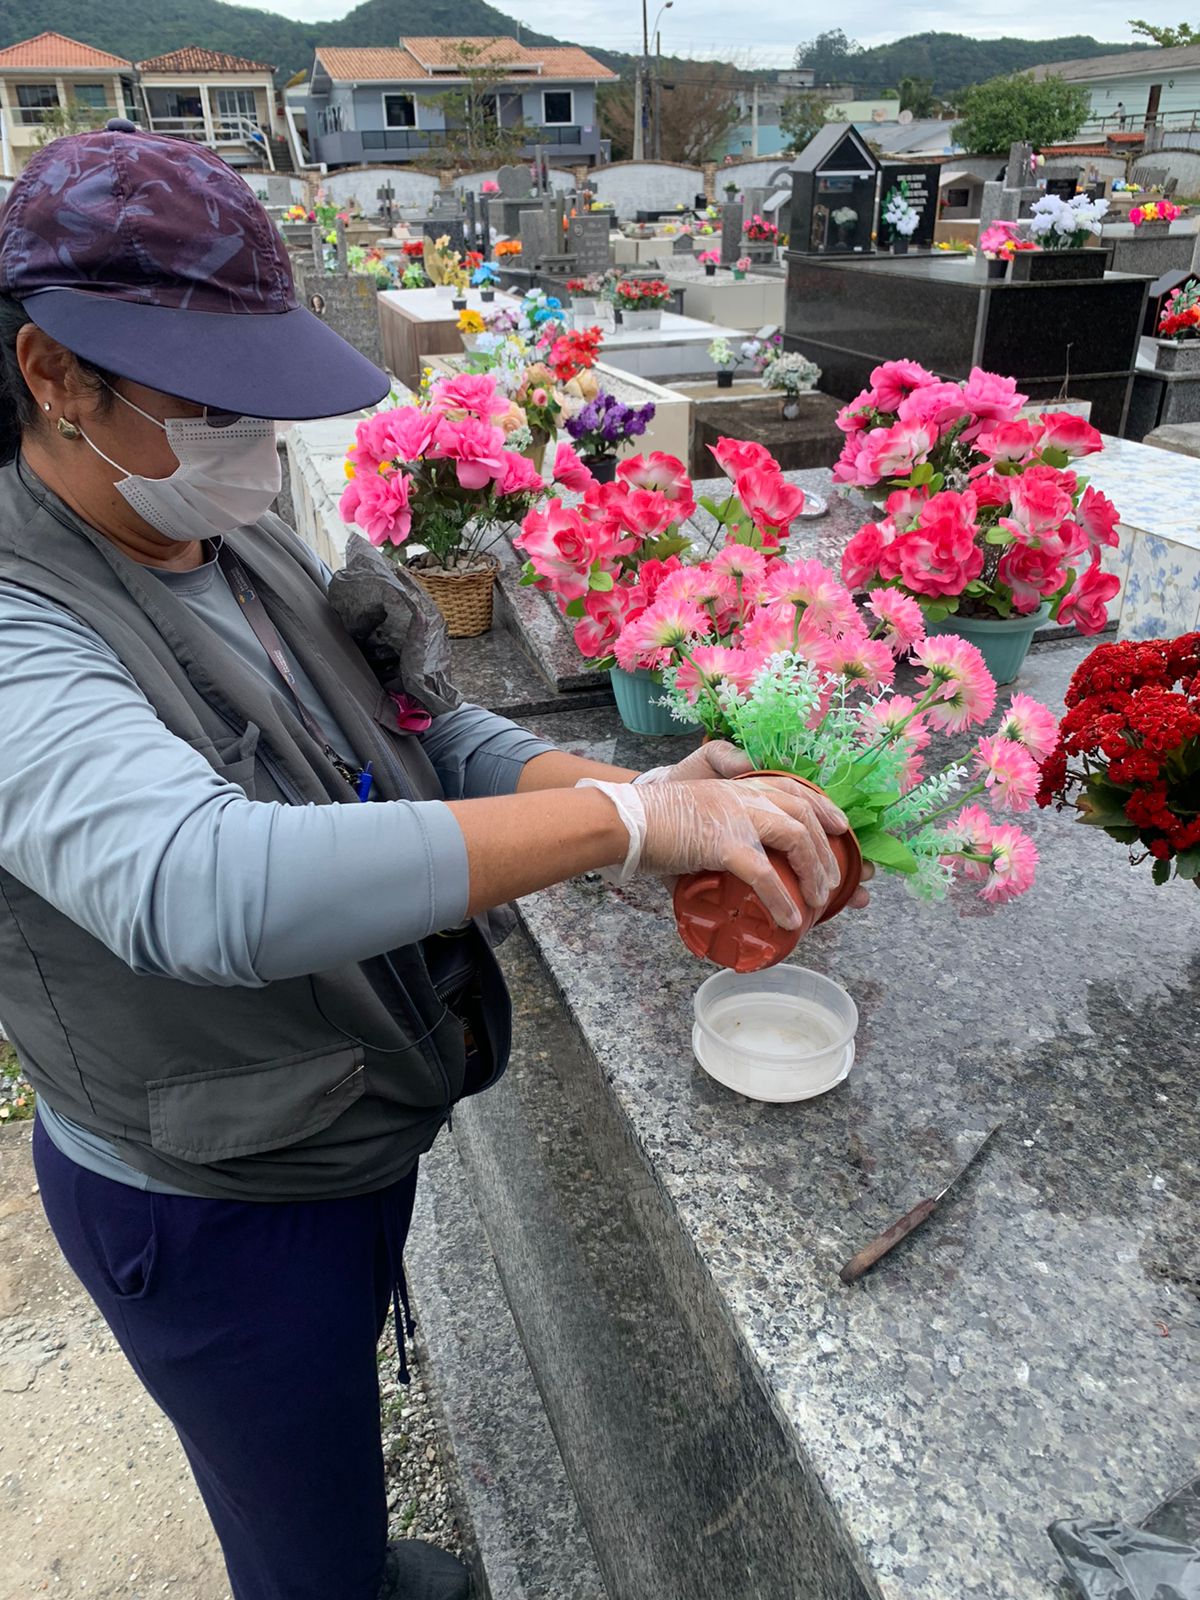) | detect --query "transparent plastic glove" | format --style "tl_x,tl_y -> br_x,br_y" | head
633,739 -> 754,786
578,777 -> 849,929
